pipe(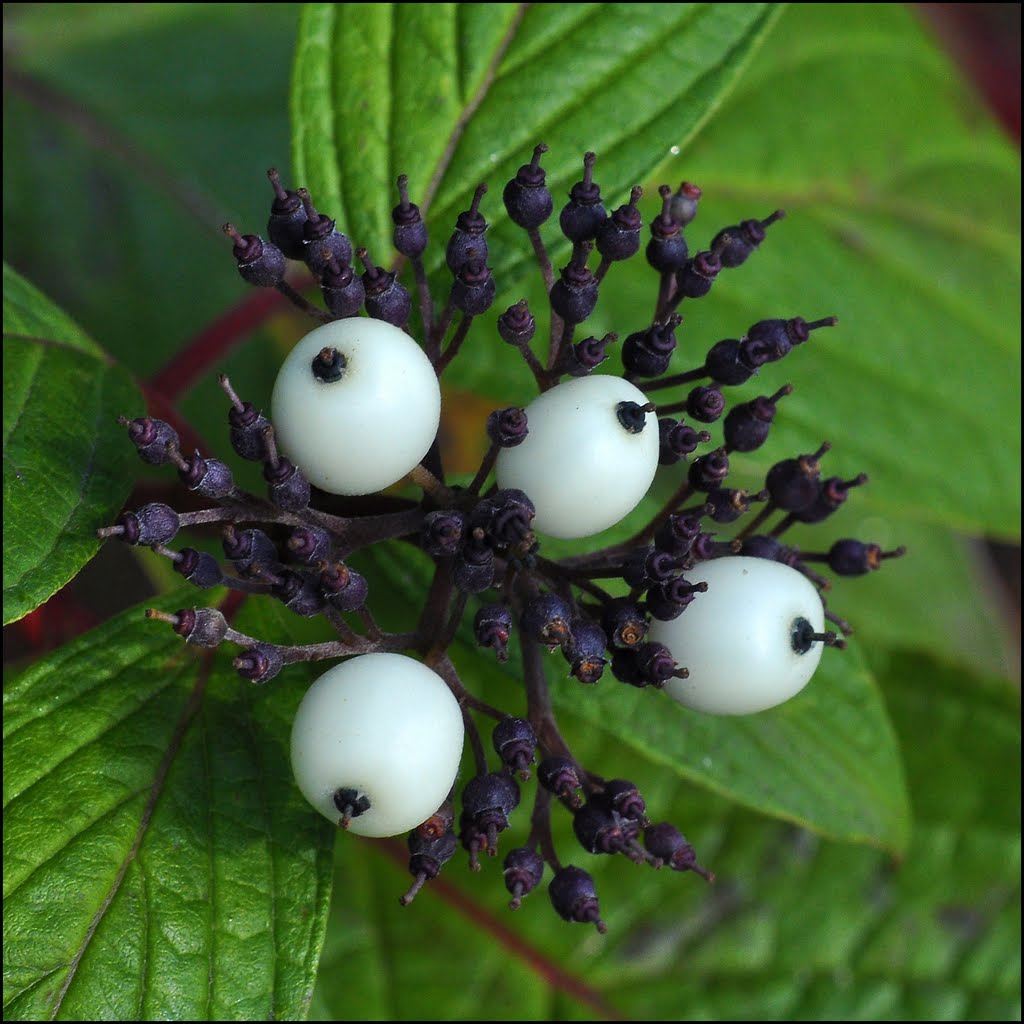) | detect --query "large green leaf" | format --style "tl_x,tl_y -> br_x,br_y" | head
292,3 -> 781,263
2,264 -> 139,624
2,593 -> 334,1020
309,652 -> 1019,1021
